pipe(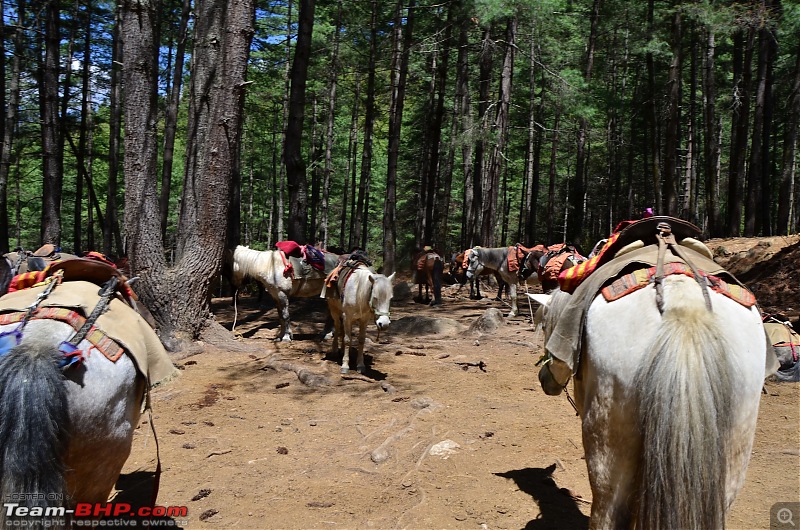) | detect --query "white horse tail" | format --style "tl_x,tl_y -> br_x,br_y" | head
633,279 -> 734,530
0,336 -> 69,519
